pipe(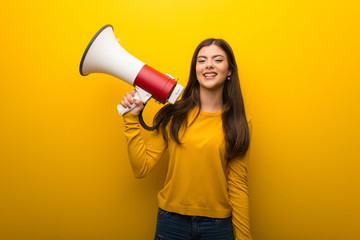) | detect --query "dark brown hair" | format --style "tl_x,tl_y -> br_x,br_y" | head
154,38 -> 250,159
